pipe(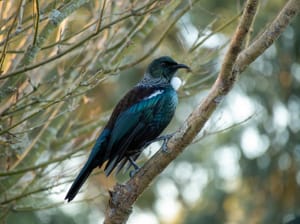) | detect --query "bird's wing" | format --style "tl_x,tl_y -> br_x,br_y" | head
104,88 -> 166,175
